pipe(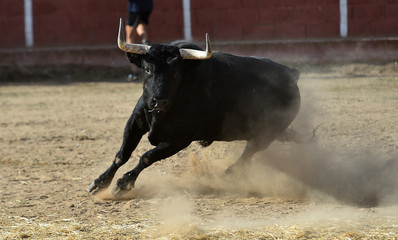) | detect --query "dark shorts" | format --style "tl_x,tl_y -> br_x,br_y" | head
127,12 -> 151,28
